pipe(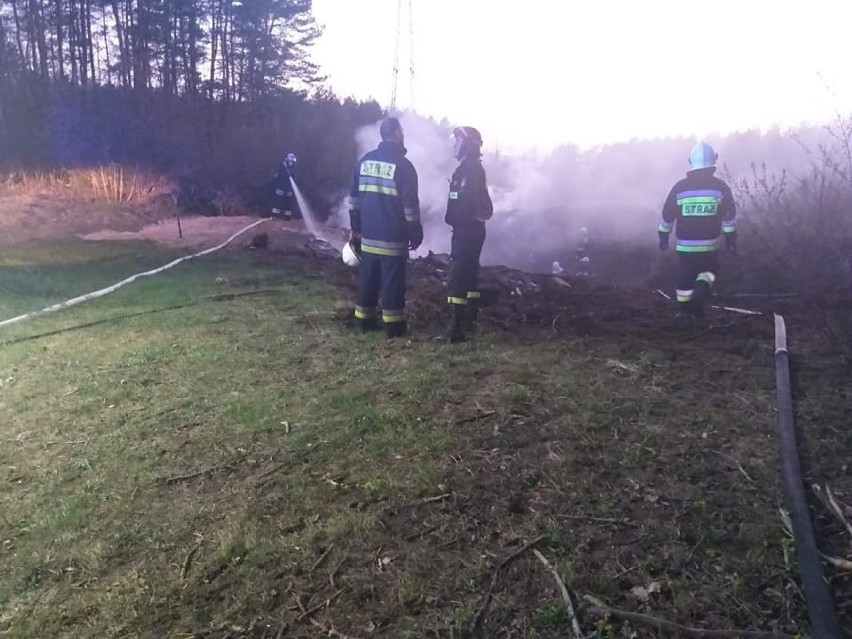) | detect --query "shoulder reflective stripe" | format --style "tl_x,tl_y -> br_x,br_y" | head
677,189 -> 723,199
404,206 -> 420,222
359,184 -> 399,196
360,160 -> 397,179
